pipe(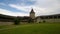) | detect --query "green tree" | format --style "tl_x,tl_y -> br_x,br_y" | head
14,16 -> 20,25
28,18 -> 34,23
